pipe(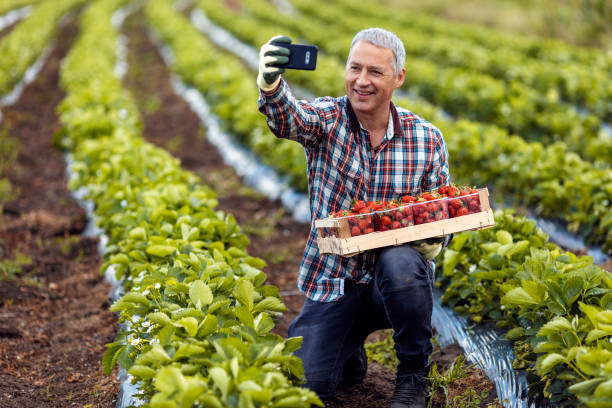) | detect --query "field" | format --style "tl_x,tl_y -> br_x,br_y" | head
0,0 -> 610,407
